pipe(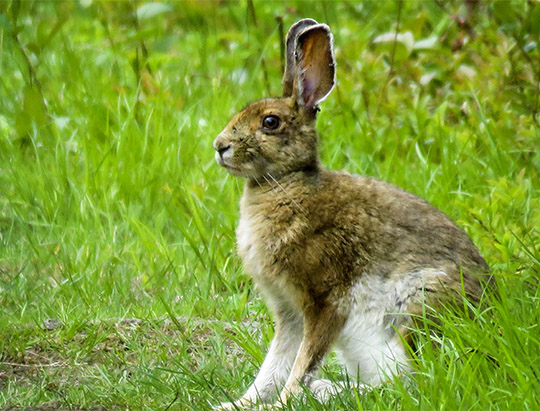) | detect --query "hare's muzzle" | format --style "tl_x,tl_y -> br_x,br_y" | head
213,134 -> 233,168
